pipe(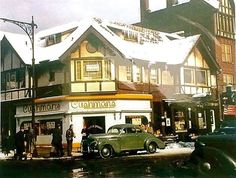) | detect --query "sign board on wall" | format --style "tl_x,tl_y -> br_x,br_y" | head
71,100 -> 116,109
